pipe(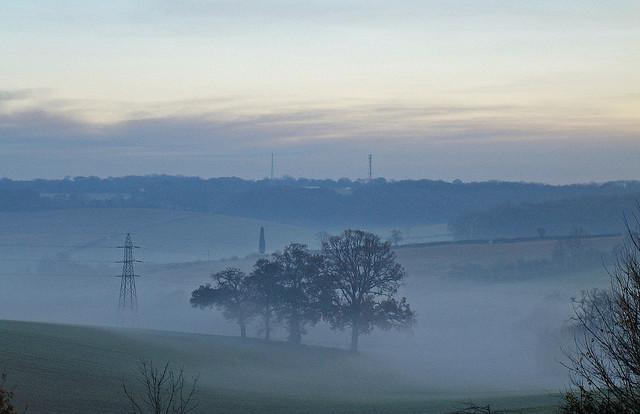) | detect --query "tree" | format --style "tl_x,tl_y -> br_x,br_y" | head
122,360 -> 198,414
446,403 -> 512,413
315,231 -> 331,245
259,227 -> 266,255
274,243 -> 324,344
537,227 -> 547,239
190,268 -> 255,338
389,229 -> 403,247
562,217 -> 640,412
248,257 -> 282,340
0,373 -> 21,414
553,227 -> 589,269
322,230 -> 415,352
